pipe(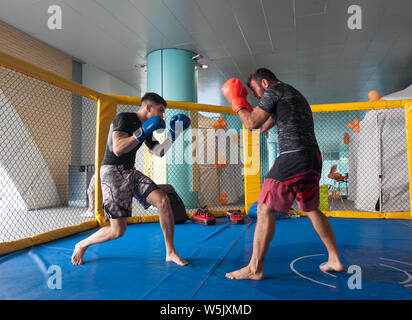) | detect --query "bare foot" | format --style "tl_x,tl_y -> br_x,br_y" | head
166,252 -> 189,266
320,260 -> 345,273
225,265 -> 264,280
71,243 -> 87,265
